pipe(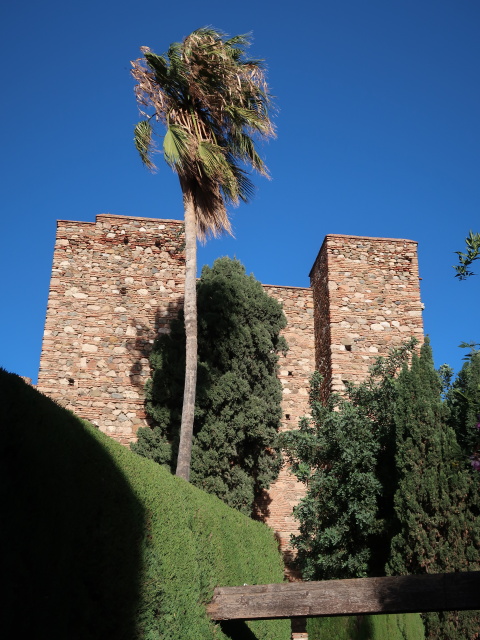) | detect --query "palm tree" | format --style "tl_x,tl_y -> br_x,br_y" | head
131,28 -> 275,481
